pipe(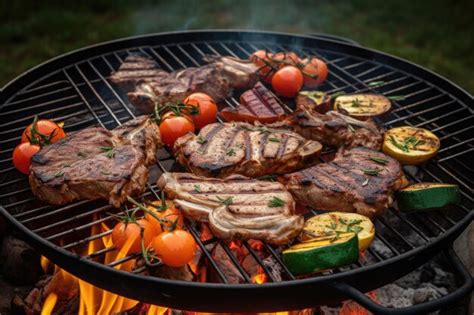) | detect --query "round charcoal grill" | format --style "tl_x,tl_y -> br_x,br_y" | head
0,30 -> 472,314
